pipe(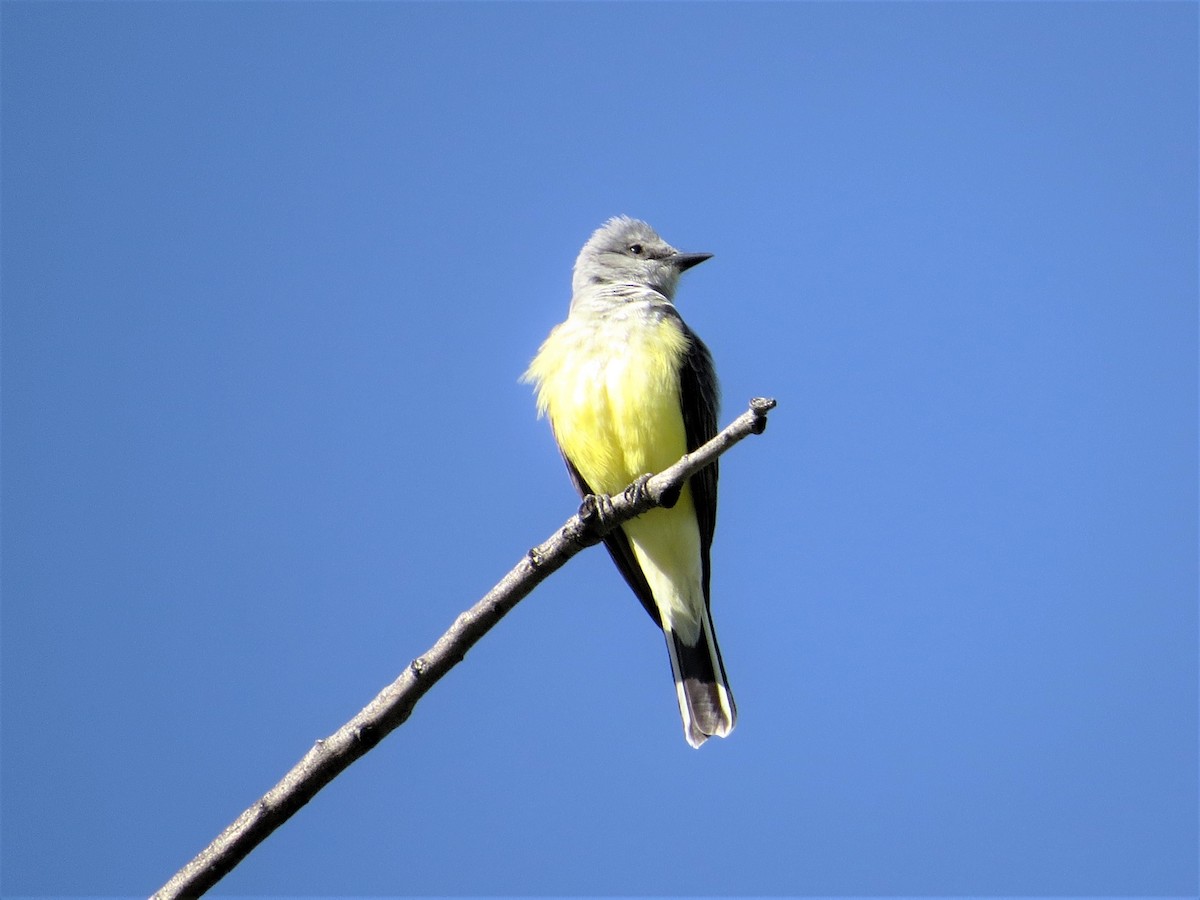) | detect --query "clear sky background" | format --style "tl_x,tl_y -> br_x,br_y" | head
2,3 -> 1196,898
